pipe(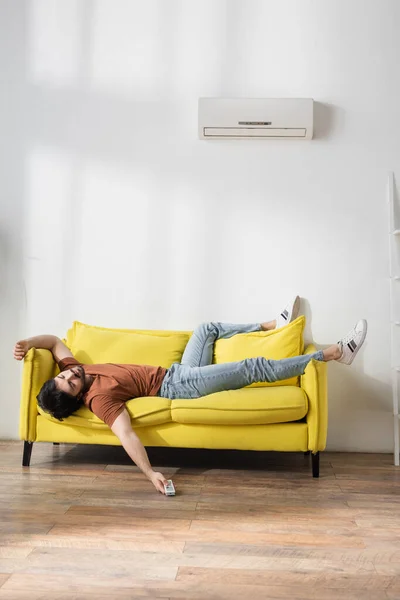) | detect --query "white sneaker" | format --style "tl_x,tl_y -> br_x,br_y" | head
337,319 -> 368,365
276,296 -> 300,329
